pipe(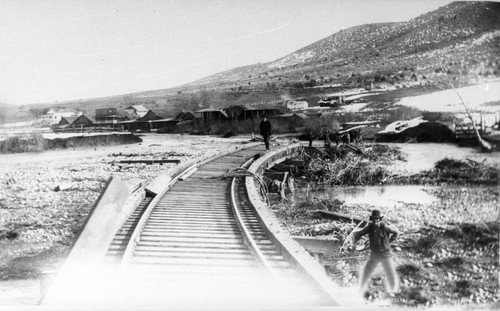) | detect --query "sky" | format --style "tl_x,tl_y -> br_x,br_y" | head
0,0 -> 455,106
